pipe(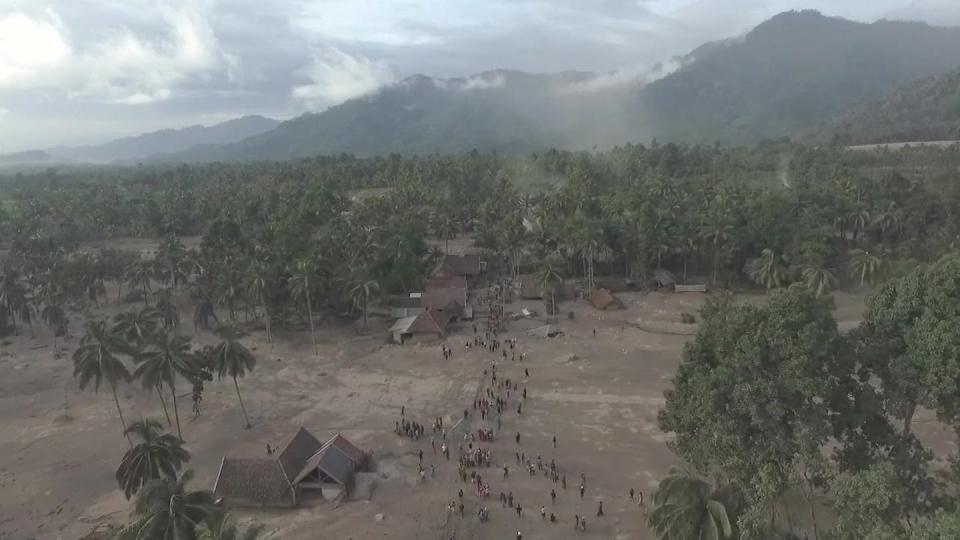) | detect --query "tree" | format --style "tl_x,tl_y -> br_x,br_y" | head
73,320 -> 133,447
348,276 -> 380,331
40,302 -> 68,357
126,258 -> 156,305
747,249 -> 788,290
659,288 -> 854,535
648,467 -> 735,540
801,263 -> 837,297
115,470 -> 221,540
114,307 -> 173,426
289,257 -> 320,356
848,248 -> 883,287
137,330 -> 194,440
156,234 -> 191,290
829,463 -> 904,540
245,259 -> 273,344
116,418 -> 191,499
535,257 -> 565,320
210,325 -> 256,429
